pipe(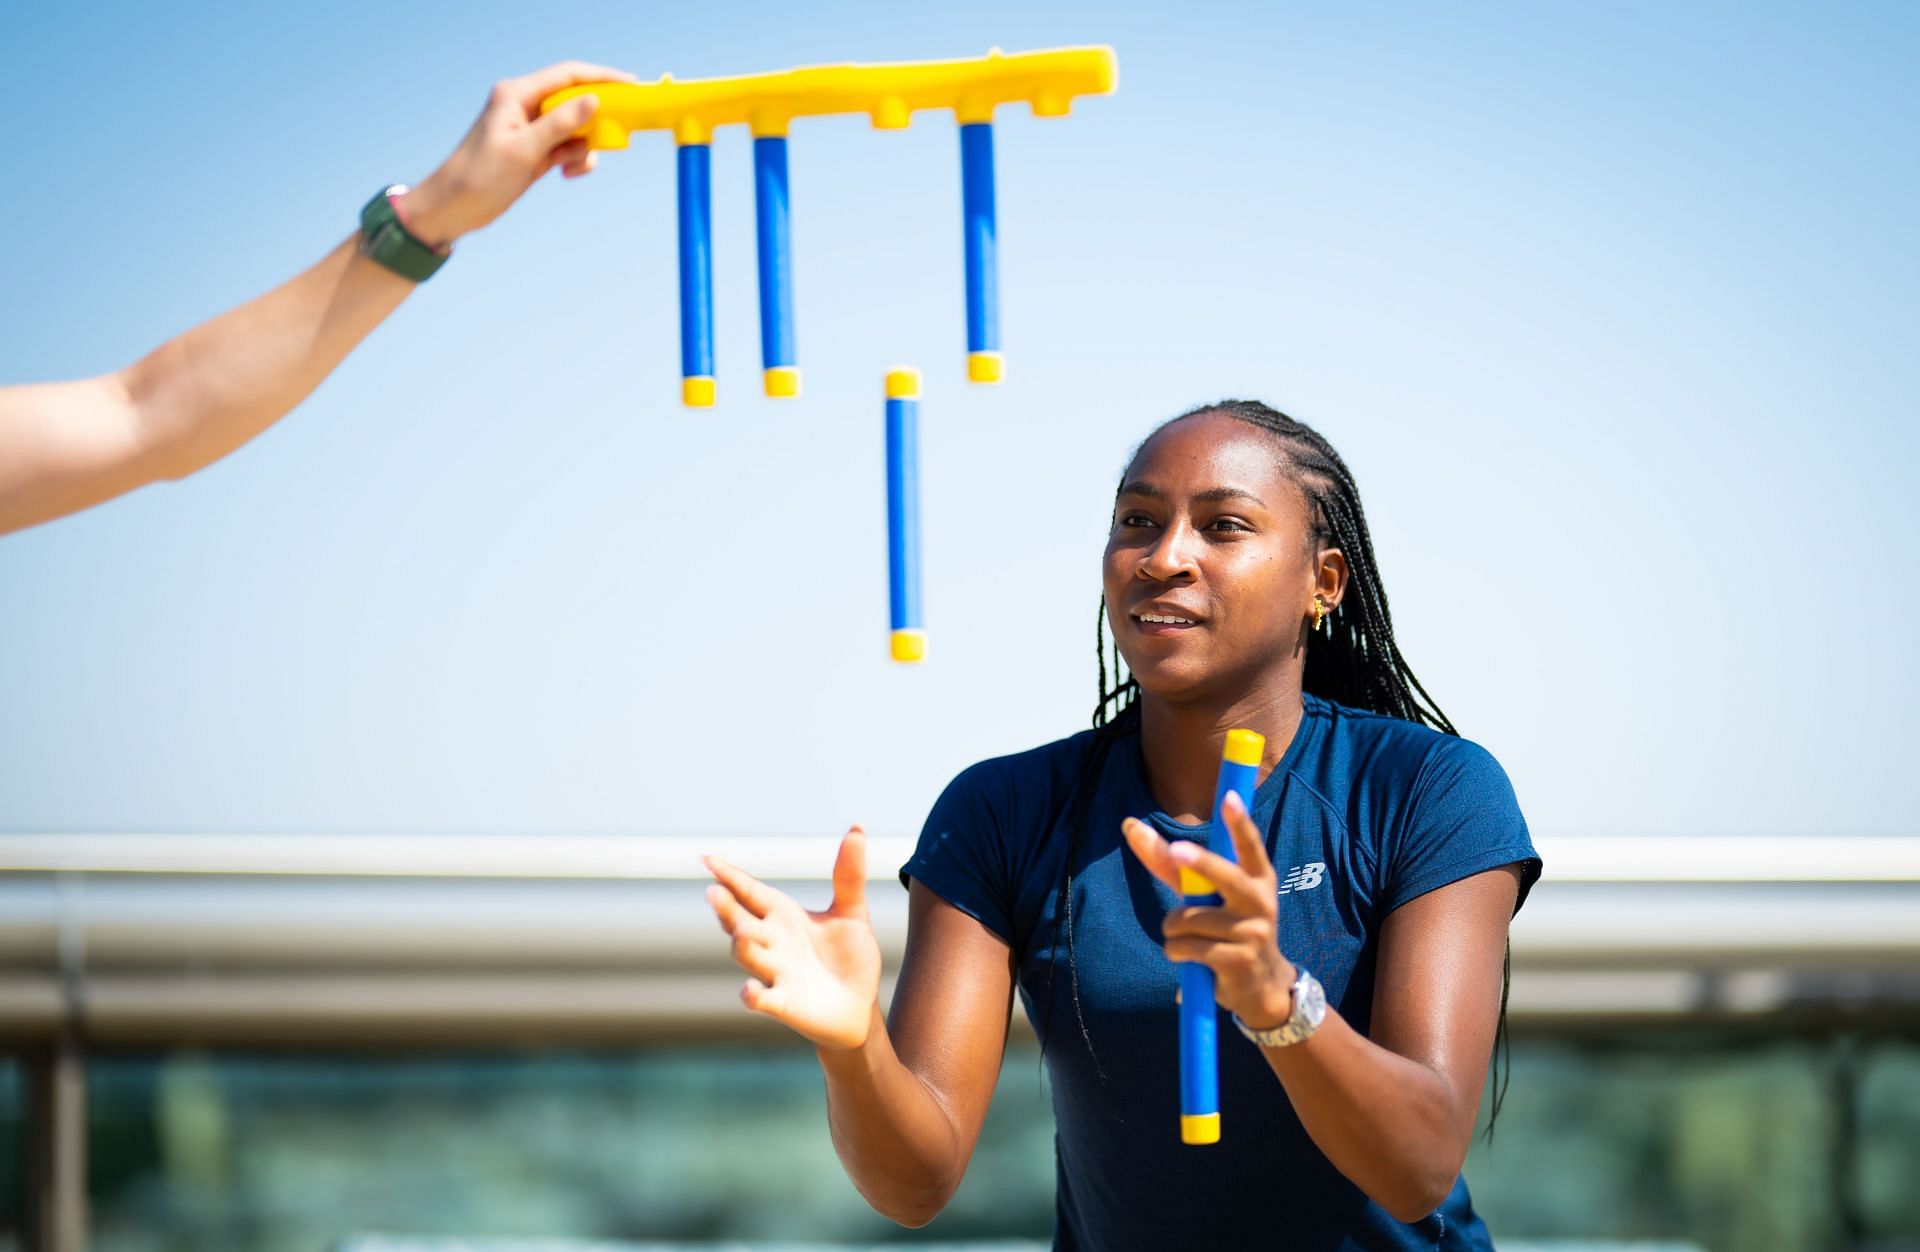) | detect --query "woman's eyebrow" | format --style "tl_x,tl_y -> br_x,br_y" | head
1192,486 -> 1265,507
1117,482 -> 1265,507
